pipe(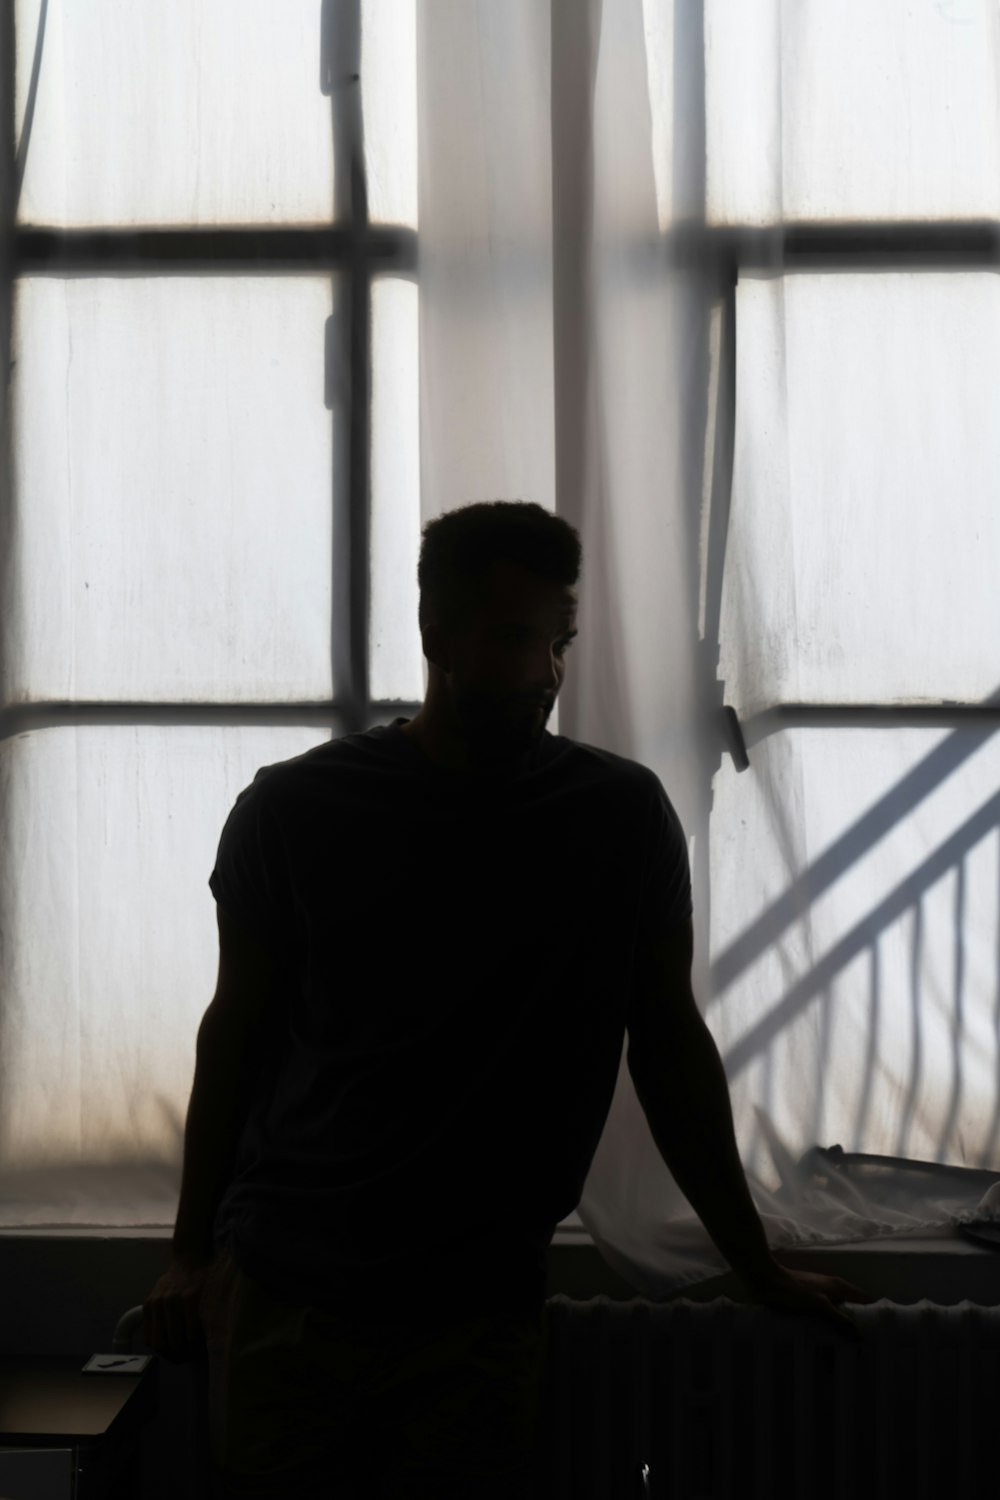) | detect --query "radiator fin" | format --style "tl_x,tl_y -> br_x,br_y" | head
536,1294 -> 1000,1499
